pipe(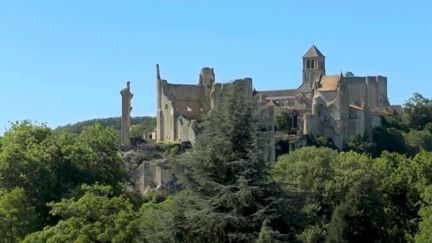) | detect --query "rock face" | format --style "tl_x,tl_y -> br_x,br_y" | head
131,158 -> 173,194
120,81 -> 133,147
122,146 -> 175,195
